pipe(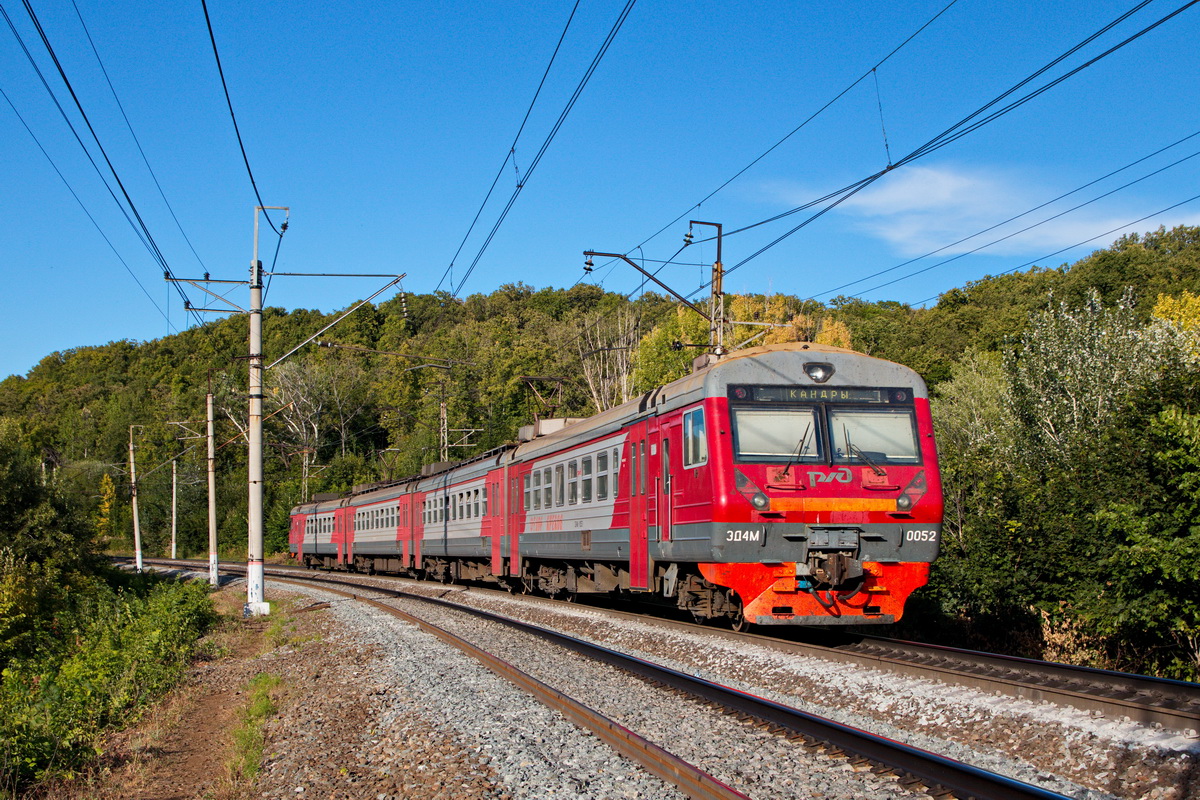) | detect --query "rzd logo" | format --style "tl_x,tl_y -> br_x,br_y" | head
807,467 -> 852,484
